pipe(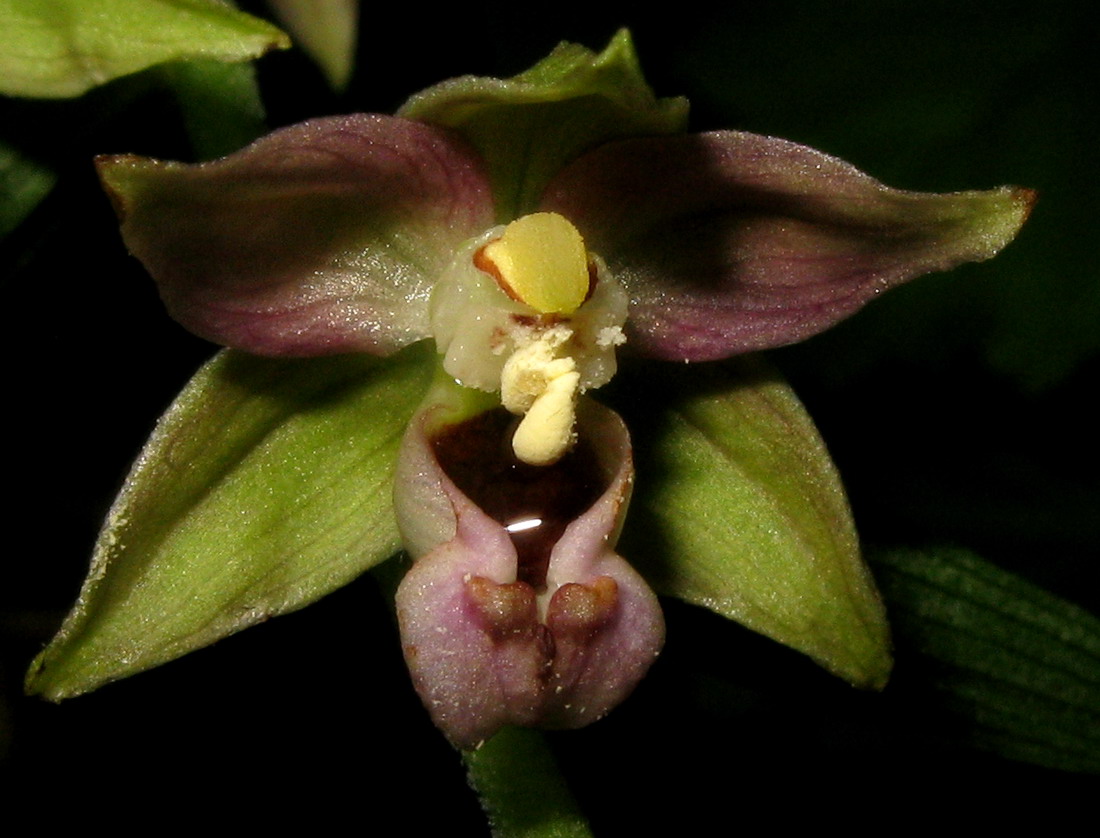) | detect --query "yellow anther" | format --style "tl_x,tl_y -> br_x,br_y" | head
480,212 -> 589,314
